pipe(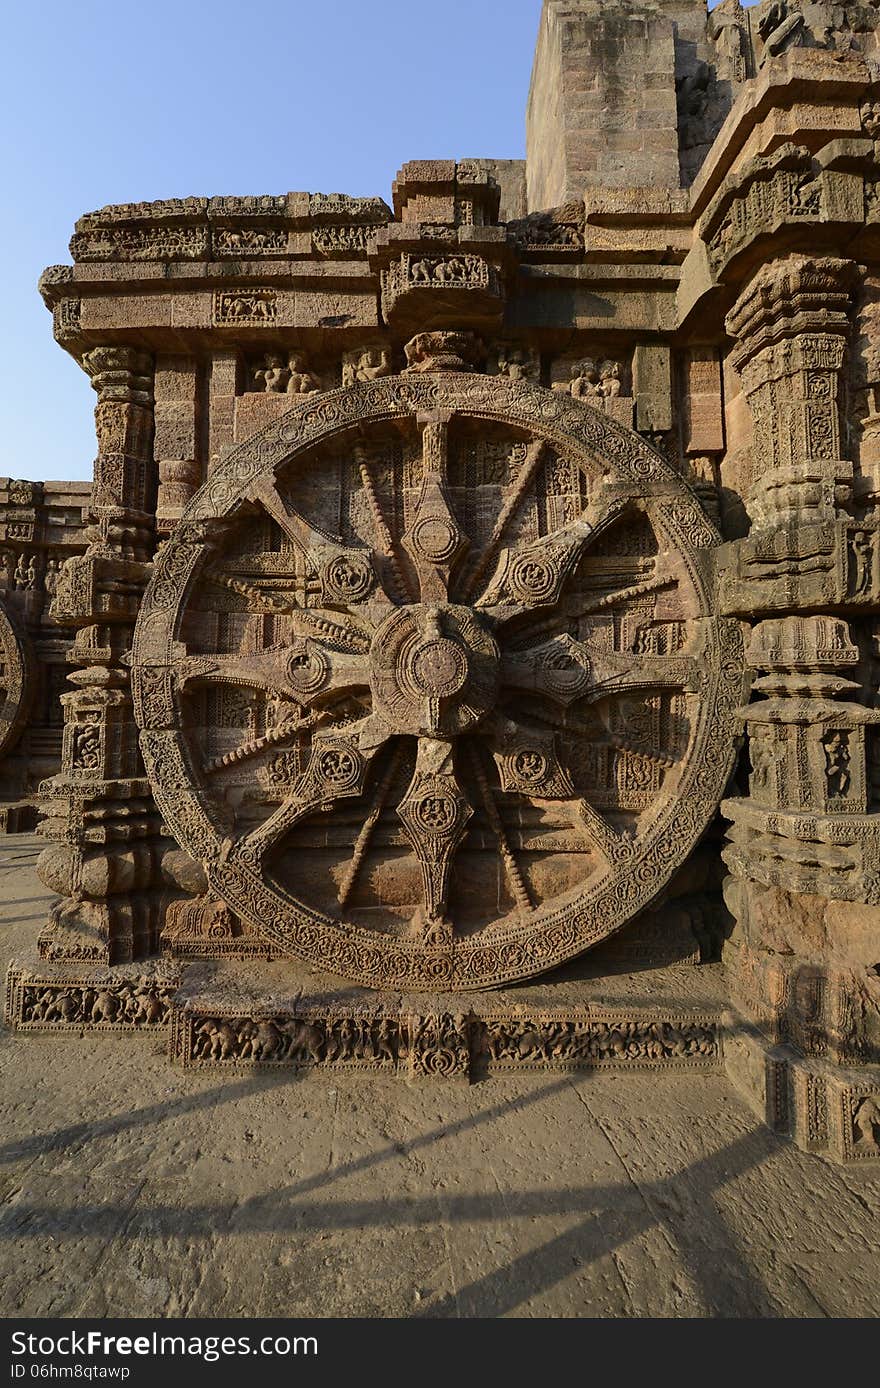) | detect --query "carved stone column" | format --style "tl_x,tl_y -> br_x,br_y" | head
34,346 -> 165,964
725,256 -> 857,530
853,275 -> 880,508
718,258 -> 880,1161
154,355 -> 201,535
